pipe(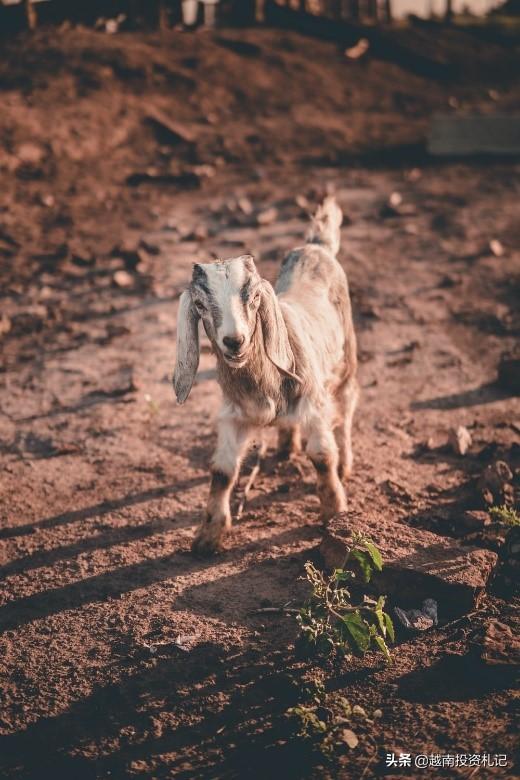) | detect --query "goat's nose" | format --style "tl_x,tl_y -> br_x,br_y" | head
223,334 -> 245,353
